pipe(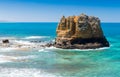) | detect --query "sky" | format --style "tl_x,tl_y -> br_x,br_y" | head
0,0 -> 120,22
